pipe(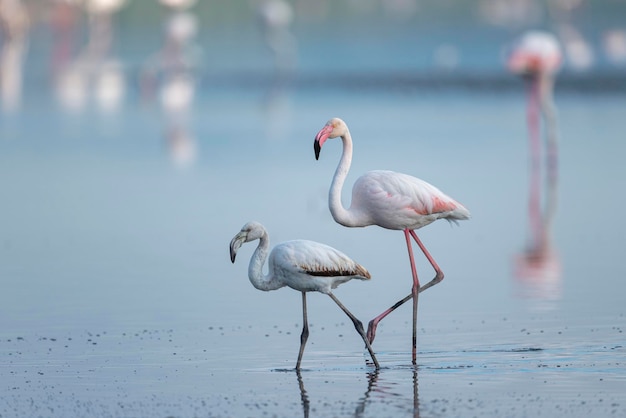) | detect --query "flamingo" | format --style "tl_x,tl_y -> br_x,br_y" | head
229,221 -> 380,370
314,117 -> 470,364
507,30 -> 561,197
508,31 -> 562,302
